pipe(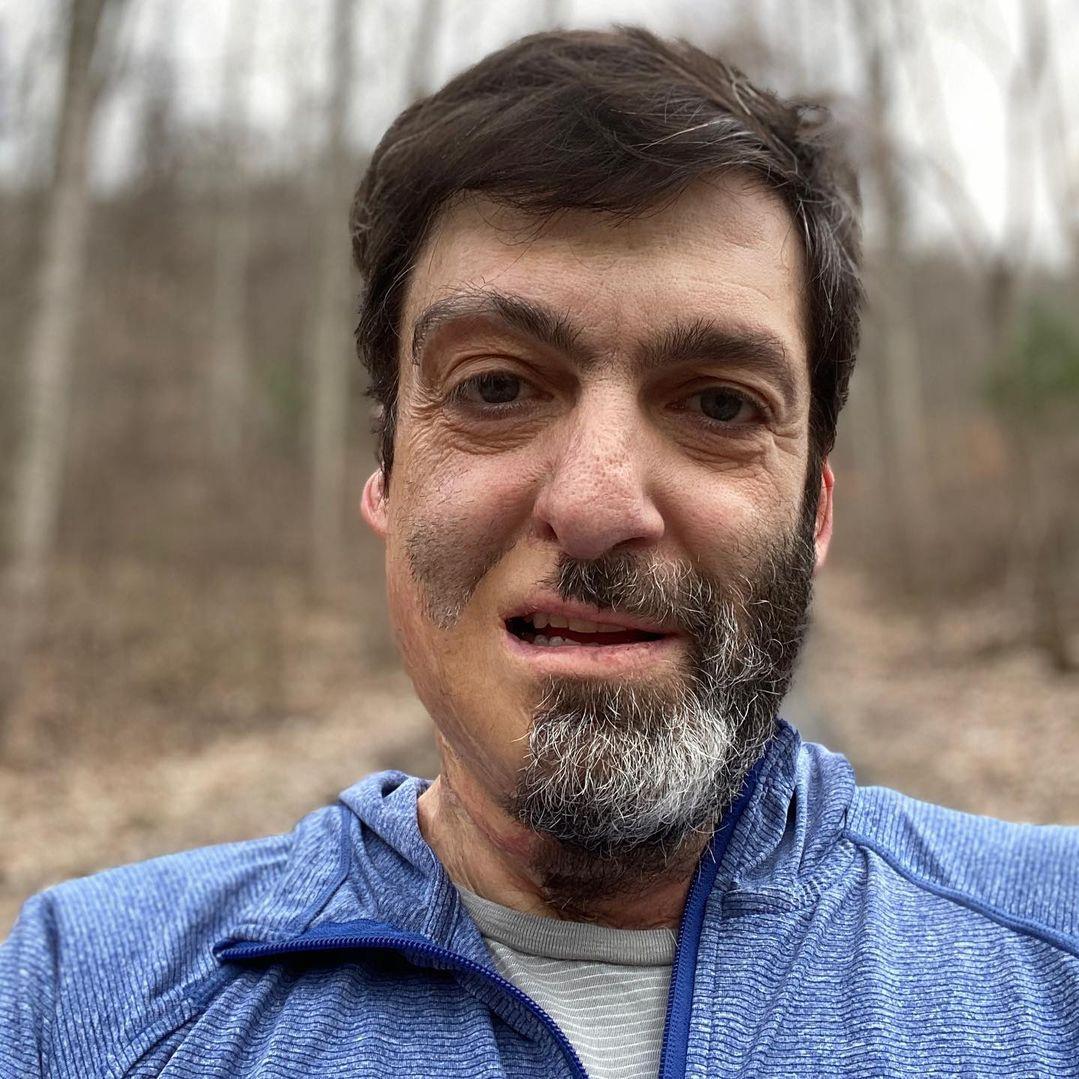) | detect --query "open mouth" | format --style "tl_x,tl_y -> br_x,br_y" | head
505,614 -> 667,648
